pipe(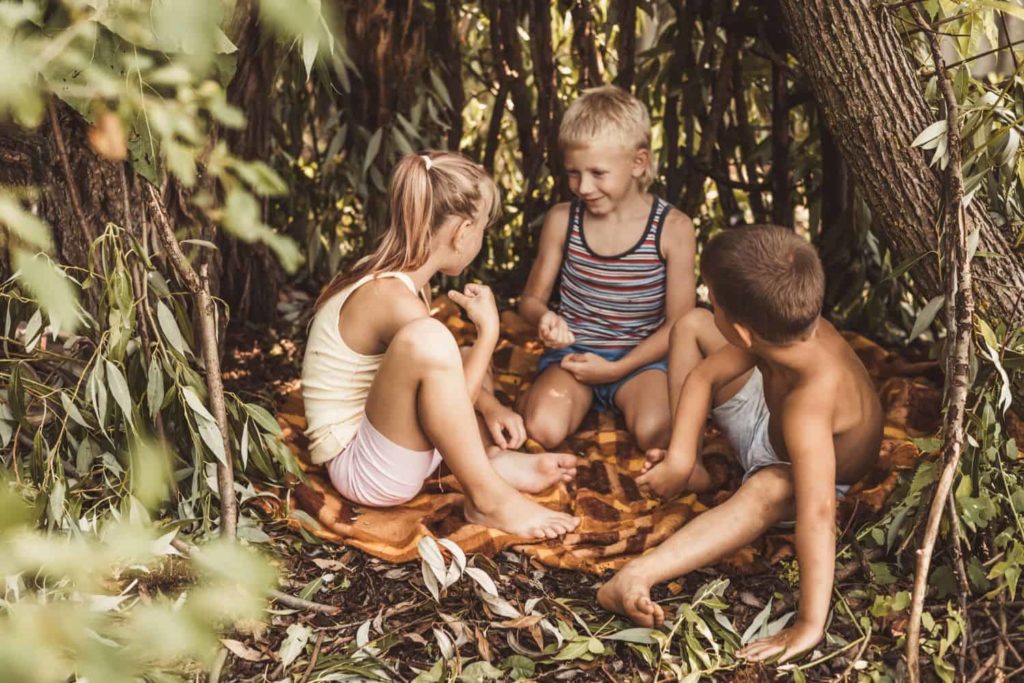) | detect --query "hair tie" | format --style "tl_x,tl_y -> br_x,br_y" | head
421,155 -> 433,171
